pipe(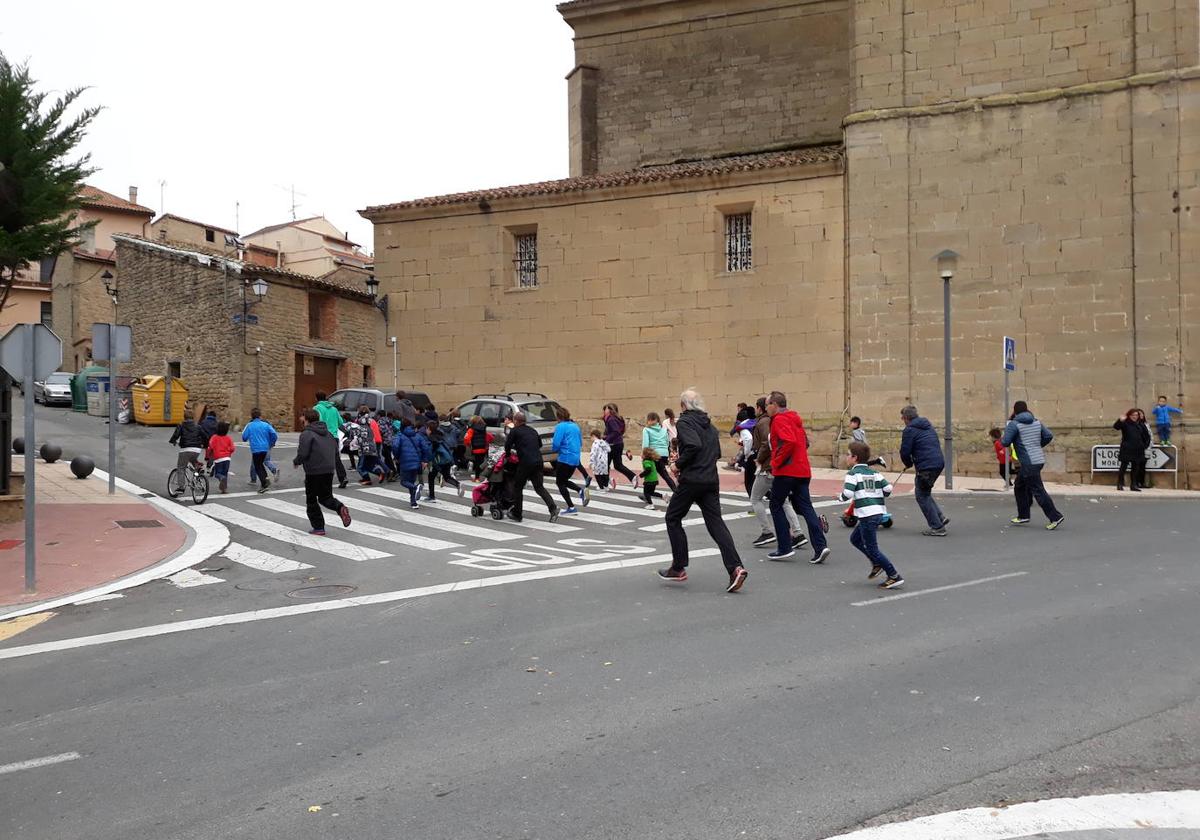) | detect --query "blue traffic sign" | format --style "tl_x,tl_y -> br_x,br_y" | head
1003,336 -> 1016,371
